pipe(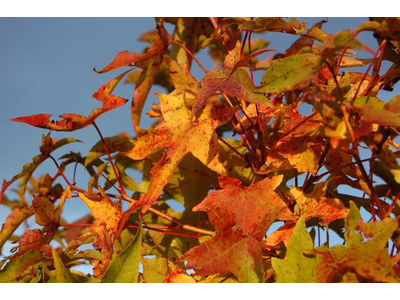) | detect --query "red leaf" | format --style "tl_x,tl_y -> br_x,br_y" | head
94,34 -> 169,74
194,175 -> 295,240
10,71 -> 130,132
183,230 -> 263,282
